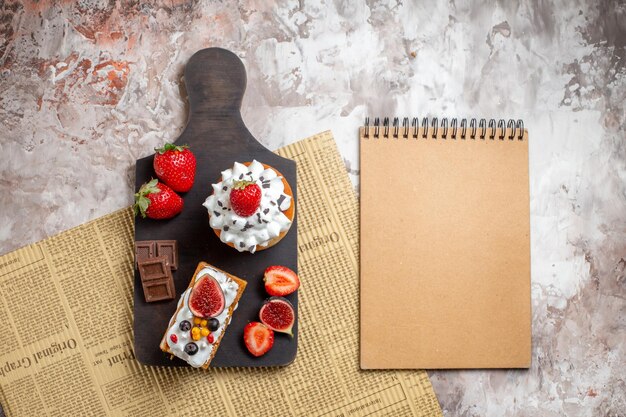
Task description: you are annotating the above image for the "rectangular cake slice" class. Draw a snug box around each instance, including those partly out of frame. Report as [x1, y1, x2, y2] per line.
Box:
[160, 261, 246, 368]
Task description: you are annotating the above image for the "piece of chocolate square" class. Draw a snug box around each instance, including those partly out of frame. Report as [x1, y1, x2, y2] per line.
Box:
[156, 240, 178, 270]
[143, 279, 175, 302]
[134, 240, 178, 270]
[138, 256, 169, 280]
[138, 256, 175, 302]
[135, 241, 156, 268]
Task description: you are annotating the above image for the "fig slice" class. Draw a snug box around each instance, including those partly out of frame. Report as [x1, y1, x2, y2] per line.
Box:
[259, 297, 295, 337]
[188, 274, 225, 318]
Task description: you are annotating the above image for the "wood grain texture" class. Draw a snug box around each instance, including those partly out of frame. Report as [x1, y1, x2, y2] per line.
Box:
[133, 48, 298, 367]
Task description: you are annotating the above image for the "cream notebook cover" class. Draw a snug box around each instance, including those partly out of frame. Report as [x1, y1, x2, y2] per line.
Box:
[360, 117, 531, 369]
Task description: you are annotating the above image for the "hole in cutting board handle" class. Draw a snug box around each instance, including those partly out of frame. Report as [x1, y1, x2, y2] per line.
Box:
[184, 48, 246, 114]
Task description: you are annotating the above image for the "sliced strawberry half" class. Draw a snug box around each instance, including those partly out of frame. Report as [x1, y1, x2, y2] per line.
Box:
[264, 265, 300, 296]
[243, 322, 274, 357]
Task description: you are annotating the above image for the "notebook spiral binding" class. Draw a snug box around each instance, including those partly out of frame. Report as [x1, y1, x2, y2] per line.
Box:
[363, 117, 525, 140]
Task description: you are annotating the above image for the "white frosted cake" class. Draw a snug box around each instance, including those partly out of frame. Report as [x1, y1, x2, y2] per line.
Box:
[203, 160, 294, 253]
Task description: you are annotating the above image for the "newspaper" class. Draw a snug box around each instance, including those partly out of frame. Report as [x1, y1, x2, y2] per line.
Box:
[0, 131, 442, 417]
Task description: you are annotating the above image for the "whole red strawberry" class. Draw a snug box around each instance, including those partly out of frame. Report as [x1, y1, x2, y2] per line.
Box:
[153, 143, 196, 193]
[133, 179, 183, 219]
[230, 180, 261, 217]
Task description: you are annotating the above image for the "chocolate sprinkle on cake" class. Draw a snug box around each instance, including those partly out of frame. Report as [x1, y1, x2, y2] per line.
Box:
[213, 211, 221, 217]
[277, 195, 286, 207]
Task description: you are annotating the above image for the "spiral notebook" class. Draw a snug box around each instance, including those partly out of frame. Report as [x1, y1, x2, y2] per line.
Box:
[359, 117, 531, 369]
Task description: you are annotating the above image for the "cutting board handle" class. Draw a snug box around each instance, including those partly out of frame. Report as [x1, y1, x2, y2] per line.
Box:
[176, 47, 274, 155]
[185, 48, 247, 115]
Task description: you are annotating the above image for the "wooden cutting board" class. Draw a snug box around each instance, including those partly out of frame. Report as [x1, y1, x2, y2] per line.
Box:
[133, 48, 298, 367]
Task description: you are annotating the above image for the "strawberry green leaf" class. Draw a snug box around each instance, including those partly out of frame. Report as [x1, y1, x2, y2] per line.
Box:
[133, 179, 160, 218]
[232, 180, 256, 190]
[140, 178, 160, 194]
[133, 195, 151, 218]
[154, 143, 189, 154]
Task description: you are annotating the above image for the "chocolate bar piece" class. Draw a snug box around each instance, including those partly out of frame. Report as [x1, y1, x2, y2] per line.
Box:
[135, 241, 156, 267]
[137, 256, 175, 302]
[135, 240, 178, 270]
[156, 240, 178, 270]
